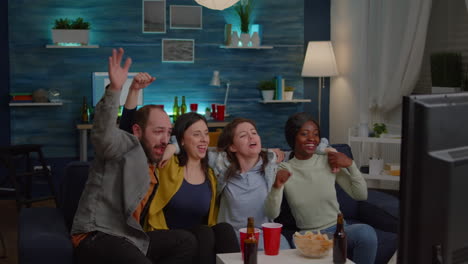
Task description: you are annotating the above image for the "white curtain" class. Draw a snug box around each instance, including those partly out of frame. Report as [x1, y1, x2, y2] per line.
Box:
[330, 0, 432, 142]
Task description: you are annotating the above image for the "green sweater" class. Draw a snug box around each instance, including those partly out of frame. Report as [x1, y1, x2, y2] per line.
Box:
[265, 154, 367, 231]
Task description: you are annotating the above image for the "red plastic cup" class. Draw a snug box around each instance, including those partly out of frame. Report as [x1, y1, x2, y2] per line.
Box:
[190, 103, 198, 112]
[261, 223, 282, 255]
[239, 227, 261, 259]
[216, 104, 225, 121]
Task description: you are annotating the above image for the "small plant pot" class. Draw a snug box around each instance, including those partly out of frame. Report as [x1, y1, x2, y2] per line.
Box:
[261, 90, 274, 101]
[284, 91, 294, 100]
[240, 33, 251, 47]
[52, 29, 89, 45]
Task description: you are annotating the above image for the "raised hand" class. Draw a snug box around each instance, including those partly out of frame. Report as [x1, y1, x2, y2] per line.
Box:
[130, 72, 156, 91]
[273, 169, 292, 189]
[270, 148, 285, 163]
[327, 152, 352, 170]
[108, 48, 132, 91]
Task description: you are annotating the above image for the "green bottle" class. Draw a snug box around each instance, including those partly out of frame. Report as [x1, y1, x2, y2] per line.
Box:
[181, 96, 187, 115]
[172, 96, 179, 122]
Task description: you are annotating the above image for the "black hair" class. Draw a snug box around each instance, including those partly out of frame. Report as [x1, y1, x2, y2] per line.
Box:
[284, 112, 320, 158]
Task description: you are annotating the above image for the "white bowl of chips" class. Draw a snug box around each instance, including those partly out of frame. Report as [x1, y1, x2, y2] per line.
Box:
[293, 231, 333, 258]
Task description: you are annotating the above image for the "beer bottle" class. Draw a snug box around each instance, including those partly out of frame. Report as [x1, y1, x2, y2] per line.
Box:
[244, 217, 258, 264]
[333, 213, 347, 263]
[81, 96, 90, 123]
[180, 96, 187, 114]
[172, 96, 179, 122]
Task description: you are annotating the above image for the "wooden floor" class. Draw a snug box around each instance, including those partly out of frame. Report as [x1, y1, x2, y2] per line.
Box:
[0, 199, 56, 264]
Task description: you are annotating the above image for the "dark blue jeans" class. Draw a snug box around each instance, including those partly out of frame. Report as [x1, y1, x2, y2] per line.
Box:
[74, 229, 197, 264]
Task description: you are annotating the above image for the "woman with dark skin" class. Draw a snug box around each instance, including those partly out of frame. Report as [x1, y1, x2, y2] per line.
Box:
[265, 112, 378, 264]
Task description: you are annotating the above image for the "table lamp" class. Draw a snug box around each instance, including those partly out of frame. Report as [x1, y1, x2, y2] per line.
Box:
[210, 70, 231, 116]
[301, 41, 338, 125]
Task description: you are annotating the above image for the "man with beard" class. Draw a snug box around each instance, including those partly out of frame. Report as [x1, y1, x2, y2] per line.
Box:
[70, 48, 196, 264]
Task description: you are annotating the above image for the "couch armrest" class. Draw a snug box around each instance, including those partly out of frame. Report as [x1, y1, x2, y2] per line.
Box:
[19, 207, 74, 264]
[357, 190, 399, 233]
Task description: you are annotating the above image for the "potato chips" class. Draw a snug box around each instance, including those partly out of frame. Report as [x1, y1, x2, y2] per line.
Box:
[293, 231, 333, 258]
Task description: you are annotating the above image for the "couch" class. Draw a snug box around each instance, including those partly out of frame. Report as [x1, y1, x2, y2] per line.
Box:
[18, 145, 399, 264]
[275, 144, 399, 264]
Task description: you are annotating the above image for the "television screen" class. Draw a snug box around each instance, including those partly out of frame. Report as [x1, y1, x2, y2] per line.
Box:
[399, 93, 468, 264]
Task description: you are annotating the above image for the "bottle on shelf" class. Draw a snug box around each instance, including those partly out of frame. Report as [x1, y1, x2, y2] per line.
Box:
[172, 96, 179, 122]
[333, 213, 347, 263]
[243, 217, 258, 264]
[181, 96, 187, 115]
[81, 96, 90, 123]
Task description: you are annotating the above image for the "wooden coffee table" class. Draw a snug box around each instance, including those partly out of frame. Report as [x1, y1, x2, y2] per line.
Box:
[216, 249, 355, 264]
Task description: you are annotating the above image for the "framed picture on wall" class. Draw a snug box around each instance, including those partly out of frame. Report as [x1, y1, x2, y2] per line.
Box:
[170, 5, 203, 29]
[92, 72, 143, 106]
[162, 39, 195, 63]
[143, 0, 166, 33]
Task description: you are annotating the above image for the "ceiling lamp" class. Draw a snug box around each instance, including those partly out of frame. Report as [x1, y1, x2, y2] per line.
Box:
[194, 0, 241, 10]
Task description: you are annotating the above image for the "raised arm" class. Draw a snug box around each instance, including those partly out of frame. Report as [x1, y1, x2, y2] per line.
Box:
[332, 152, 368, 200]
[264, 164, 292, 219]
[91, 48, 136, 160]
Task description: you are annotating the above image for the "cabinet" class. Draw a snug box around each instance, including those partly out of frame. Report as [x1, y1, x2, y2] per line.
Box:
[348, 125, 401, 190]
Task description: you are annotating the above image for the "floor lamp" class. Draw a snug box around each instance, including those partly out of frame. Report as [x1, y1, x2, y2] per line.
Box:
[301, 41, 338, 125]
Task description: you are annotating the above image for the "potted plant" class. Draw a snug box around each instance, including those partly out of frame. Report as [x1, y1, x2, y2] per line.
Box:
[258, 80, 275, 101]
[372, 123, 388, 138]
[430, 52, 462, 93]
[284, 86, 295, 100]
[52, 17, 91, 46]
[234, 0, 253, 47]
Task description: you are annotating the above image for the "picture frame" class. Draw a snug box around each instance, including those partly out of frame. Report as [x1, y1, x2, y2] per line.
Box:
[142, 0, 166, 33]
[162, 39, 195, 63]
[92, 72, 143, 106]
[170, 5, 203, 29]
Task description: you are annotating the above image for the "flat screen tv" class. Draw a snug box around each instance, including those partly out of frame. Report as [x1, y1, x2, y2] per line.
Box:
[399, 93, 468, 264]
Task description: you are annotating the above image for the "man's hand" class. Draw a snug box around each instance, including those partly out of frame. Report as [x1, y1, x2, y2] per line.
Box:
[327, 152, 352, 170]
[108, 48, 132, 91]
[130, 72, 156, 91]
[273, 169, 292, 189]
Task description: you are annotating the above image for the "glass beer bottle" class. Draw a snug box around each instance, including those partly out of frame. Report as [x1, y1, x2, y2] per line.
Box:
[333, 213, 347, 263]
[81, 96, 90, 123]
[180, 96, 187, 114]
[172, 96, 179, 122]
[244, 217, 258, 264]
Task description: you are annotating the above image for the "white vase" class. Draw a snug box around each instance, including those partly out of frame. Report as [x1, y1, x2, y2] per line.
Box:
[261, 90, 274, 101]
[240, 33, 251, 47]
[284, 91, 293, 100]
[230, 31, 240, 47]
[251, 32, 260, 47]
[359, 123, 369, 137]
[52, 29, 89, 45]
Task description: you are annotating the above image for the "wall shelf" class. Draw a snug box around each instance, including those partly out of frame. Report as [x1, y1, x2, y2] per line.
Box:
[259, 99, 311, 103]
[9, 102, 63, 106]
[45, 45, 99, 48]
[219, 45, 273, 49]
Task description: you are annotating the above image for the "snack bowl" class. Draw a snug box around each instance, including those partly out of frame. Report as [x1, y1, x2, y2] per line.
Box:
[293, 231, 333, 258]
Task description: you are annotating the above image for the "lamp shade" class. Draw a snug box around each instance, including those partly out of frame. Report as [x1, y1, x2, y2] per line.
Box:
[195, 0, 240, 10]
[301, 41, 338, 77]
[210, 70, 221, 86]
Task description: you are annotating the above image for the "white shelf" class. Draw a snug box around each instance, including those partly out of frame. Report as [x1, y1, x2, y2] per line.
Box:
[219, 45, 273, 49]
[45, 45, 99, 48]
[259, 99, 311, 103]
[362, 173, 400, 182]
[9, 102, 63, 106]
[348, 136, 401, 144]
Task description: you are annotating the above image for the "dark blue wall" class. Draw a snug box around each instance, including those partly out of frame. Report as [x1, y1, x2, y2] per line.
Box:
[1, 0, 10, 147]
[7, 0, 331, 159]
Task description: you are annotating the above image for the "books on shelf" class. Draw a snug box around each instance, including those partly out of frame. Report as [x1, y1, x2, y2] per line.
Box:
[10, 93, 33, 102]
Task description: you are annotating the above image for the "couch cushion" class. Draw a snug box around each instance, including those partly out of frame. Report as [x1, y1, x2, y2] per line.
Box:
[19, 207, 73, 264]
[60, 161, 90, 231]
